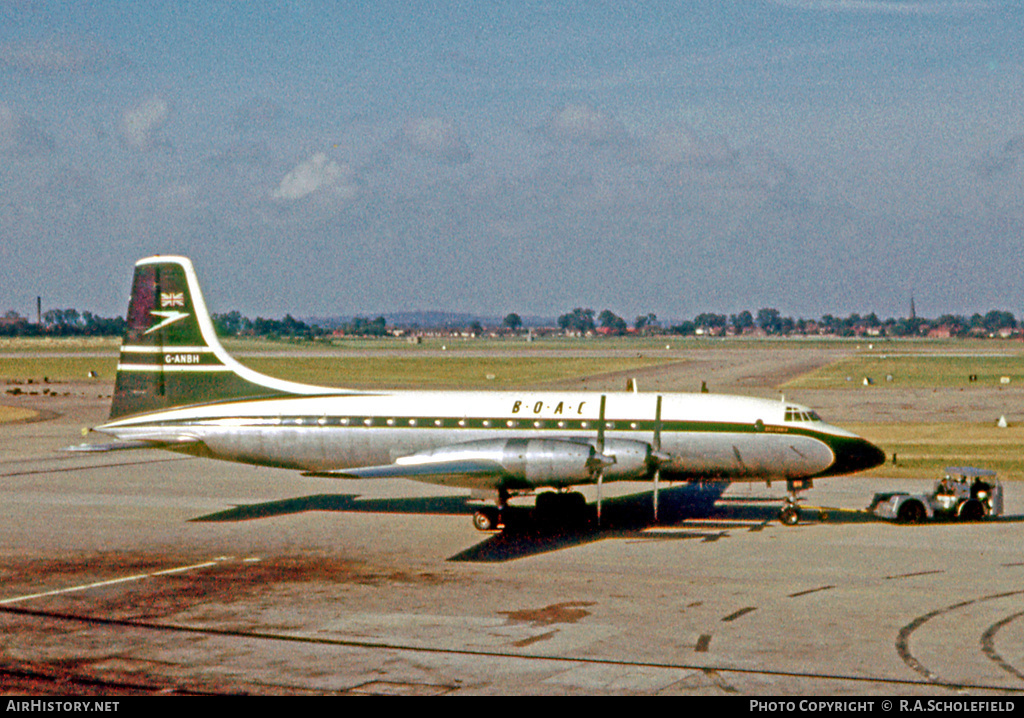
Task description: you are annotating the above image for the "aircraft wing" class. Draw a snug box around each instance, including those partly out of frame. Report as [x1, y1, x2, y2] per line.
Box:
[302, 458, 504, 485]
[301, 438, 607, 490]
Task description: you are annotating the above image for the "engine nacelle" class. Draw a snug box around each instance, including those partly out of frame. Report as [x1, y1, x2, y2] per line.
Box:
[576, 438, 654, 481]
[396, 437, 657, 488]
[605, 439, 656, 480]
[499, 438, 597, 486]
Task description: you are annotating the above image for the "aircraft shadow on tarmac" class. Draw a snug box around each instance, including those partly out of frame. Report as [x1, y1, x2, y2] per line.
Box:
[190, 486, 1024, 563]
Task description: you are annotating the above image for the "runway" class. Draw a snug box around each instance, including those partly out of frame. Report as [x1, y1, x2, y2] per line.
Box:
[2, 371, 1024, 695]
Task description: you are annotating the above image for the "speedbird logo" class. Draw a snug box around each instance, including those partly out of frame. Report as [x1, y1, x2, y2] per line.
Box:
[145, 310, 189, 335]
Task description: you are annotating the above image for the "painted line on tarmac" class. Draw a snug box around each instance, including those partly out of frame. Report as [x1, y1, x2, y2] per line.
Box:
[676, 518, 770, 527]
[0, 557, 231, 605]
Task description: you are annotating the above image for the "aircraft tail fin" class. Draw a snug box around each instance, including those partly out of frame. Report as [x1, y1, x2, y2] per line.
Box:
[110, 255, 338, 419]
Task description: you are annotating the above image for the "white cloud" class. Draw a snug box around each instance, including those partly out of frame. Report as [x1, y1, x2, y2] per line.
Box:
[400, 118, 472, 165]
[545, 104, 626, 146]
[119, 97, 170, 150]
[271, 152, 357, 201]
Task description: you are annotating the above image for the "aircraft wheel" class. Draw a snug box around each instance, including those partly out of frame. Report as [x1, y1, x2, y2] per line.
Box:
[472, 508, 500, 532]
[565, 491, 586, 513]
[534, 492, 554, 523]
[779, 505, 799, 526]
[534, 491, 588, 527]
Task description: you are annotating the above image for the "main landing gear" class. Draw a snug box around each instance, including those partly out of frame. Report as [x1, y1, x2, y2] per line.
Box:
[472, 487, 509, 532]
[472, 507, 501, 532]
[778, 478, 812, 526]
[472, 489, 590, 532]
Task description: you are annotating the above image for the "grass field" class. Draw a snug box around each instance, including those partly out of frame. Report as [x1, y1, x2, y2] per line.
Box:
[243, 355, 674, 389]
[787, 349, 1024, 481]
[0, 351, 673, 390]
[784, 352, 1024, 389]
[0, 337, 120, 352]
[848, 422, 1024, 483]
[0, 356, 118, 383]
[0, 405, 38, 424]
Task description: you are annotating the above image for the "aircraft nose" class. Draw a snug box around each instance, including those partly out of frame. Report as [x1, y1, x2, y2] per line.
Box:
[830, 437, 886, 475]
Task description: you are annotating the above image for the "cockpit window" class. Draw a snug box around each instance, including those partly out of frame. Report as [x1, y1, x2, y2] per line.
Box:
[785, 407, 822, 423]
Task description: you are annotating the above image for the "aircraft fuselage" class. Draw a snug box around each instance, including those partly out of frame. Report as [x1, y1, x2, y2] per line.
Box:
[98, 389, 882, 489]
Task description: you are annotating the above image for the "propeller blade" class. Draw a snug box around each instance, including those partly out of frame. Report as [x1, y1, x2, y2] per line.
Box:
[597, 395, 607, 526]
[653, 467, 660, 524]
[653, 395, 663, 524]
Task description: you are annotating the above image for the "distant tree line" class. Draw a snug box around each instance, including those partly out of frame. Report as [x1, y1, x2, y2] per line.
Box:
[0, 309, 126, 337]
[212, 311, 390, 338]
[664, 308, 1020, 338]
[552, 307, 1021, 339]
[551, 308, 660, 336]
[2, 305, 1021, 340]
[212, 311, 327, 340]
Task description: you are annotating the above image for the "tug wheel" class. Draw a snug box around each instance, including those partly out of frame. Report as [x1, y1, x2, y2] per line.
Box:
[780, 505, 799, 526]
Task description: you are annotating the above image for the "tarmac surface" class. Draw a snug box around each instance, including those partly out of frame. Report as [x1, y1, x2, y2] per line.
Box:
[2, 344, 1024, 695]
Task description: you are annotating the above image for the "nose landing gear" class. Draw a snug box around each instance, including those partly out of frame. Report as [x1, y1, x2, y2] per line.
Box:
[778, 478, 812, 526]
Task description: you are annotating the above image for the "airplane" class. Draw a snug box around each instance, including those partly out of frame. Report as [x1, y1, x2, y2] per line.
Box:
[72, 255, 886, 531]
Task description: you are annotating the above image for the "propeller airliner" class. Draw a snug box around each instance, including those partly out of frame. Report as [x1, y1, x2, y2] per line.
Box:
[73, 256, 886, 530]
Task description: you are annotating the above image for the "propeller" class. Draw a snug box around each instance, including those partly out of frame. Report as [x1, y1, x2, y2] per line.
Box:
[653, 395, 662, 524]
[587, 395, 621, 525]
[596, 395, 606, 524]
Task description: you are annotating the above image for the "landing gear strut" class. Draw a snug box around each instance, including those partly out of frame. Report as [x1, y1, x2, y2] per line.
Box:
[778, 478, 813, 526]
[472, 487, 510, 532]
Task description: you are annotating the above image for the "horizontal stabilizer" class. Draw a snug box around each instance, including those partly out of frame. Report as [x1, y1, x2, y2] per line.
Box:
[65, 437, 200, 453]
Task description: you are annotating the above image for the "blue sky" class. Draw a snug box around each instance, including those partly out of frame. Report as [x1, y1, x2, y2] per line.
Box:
[1, 1, 1023, 323]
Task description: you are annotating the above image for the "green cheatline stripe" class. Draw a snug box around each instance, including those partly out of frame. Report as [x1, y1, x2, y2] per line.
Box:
[141, 414, 829, 441]
[117, 364, 233, 372]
